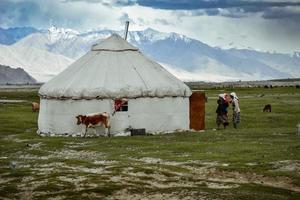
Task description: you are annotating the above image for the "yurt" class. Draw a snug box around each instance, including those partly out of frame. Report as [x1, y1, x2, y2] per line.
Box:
[38, 34, 192, 136]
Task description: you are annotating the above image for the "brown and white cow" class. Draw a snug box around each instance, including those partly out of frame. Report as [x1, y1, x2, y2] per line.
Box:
[31, 102, 40, 112]
[76, 112, 111, 137]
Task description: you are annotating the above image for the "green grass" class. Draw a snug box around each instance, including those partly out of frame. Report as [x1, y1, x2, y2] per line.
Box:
[0, 87, 299, 199]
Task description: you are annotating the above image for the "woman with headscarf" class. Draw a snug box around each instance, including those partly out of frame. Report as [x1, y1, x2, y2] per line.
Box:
[216, 93, 231, 129]
[230, 92, 241, 128]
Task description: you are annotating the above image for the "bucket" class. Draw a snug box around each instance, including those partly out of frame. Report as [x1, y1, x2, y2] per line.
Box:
[131, 128, 146, 136]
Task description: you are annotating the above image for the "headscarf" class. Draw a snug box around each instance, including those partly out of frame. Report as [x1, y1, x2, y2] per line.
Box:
[230, 92, 239, 100]
[219, 93, 227, 100]
[219, 93, 231, 103]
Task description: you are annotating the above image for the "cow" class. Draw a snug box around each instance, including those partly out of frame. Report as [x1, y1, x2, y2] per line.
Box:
[76, 112, 111, 137]
[31, 102, 39, 112]
[263, 104, 272, 112]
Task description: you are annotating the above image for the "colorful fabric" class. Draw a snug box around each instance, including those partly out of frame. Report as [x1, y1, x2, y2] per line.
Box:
[216, 97, 229, 114]
[230, 92, 239, 100]
[232, 98, 240, 113]
[114, 99, 128, 111]
[233, 112, 241, 124]
[231, 92, 240, 124]
[216, 113, 228, 125]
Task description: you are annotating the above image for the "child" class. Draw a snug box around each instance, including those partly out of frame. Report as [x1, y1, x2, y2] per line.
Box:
[230, 92, 240, 128]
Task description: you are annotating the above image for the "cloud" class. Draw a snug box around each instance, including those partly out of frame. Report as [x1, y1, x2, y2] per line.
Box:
[62, 0, 104, 3]
[132, 0, 300, 23]
[119, 13, 135, 24]
[0, 0, 41, 28]
[154, 18, 174, 25]
[262, 6, 300, 19]
[130, 0, 300, 11]
[0, 0, 125, 30]
[60, 0, 300, 15]
[61, 0, 137, 6]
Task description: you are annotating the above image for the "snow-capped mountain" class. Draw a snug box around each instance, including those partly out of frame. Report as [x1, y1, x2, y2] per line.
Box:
[133, 31, 290, 80]
[14, 26, 113, 59]
[47, 25, 79, 42]
[14, 27, 193, 59]
[0, 44, 73, 82]
[1, 26, 299, 82]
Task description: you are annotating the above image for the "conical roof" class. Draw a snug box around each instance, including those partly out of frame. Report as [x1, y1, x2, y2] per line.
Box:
[92, 34, 138, 51]
[39, 34, 191, 99]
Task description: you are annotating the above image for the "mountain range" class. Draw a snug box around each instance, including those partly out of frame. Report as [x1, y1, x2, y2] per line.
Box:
[0, 26, 299, 82]
[0, 64, 36, 84]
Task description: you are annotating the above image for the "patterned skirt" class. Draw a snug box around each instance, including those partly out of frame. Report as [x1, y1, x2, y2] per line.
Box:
[216, 113, 228, 125]
[233, 112, 241, 124]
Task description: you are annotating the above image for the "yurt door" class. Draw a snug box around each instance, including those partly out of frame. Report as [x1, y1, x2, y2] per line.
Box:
[189, 91, 205, 130]
[112, 112, 130, 132]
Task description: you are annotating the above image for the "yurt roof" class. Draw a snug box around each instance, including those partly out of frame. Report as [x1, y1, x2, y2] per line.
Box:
[39, 34, 192, 99]
[91, 34, 138, 51]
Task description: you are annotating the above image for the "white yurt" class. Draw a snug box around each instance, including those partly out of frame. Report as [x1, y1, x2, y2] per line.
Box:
[38, 34, 192, 136]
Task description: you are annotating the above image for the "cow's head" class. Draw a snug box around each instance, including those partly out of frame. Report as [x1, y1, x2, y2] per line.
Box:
[76, 115, 84, 125]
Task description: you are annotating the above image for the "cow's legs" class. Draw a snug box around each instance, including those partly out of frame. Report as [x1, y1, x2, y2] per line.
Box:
[104, 122, 111, 137]
[84, 125, 88, 137]
[104, 127, 108, 137]
[105, 125, 111, 137]
[106, 120, 111, 137]
[108, 126, 111, 137]
[81, 126, 86, 137]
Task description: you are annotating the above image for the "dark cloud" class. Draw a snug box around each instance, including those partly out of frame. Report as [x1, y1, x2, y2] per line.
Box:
[262, 6, 300, 19]
[179, 7, 250, 18]
[205, 8, 220, 16]
[61, 0, 136, 6]
[59, 0, 300, 12]
[132, 0, 300, 10]
[74, 0, 290, 24]
[261, 6, 300, 39]
[111, 0, 300, 20]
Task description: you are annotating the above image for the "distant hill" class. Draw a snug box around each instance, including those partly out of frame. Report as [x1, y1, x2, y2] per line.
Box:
[0, 65, 36, 84]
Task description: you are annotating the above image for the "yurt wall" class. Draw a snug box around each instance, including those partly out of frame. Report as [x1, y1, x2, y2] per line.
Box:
[38, 97, 189, 135]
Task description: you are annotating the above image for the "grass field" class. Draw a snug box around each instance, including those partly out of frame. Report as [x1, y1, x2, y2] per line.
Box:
[0, 87, 300, 199]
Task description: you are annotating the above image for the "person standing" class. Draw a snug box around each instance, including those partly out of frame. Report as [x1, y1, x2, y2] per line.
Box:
[230, 92, 241, 128]
[216, 93, 231, 129]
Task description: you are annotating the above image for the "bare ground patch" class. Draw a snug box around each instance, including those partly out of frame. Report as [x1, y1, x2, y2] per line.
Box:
[106, 189, 213, 200]
[127, 157, 300, 192]
[2, 153, 300, 197]
[271, 160, 300, 173]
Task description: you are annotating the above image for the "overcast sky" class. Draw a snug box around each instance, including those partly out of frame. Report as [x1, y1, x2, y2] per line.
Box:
[1, 0, 300, 53]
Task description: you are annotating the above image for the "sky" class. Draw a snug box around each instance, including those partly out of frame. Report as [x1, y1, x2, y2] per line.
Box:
[1, 0, 300, 53]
